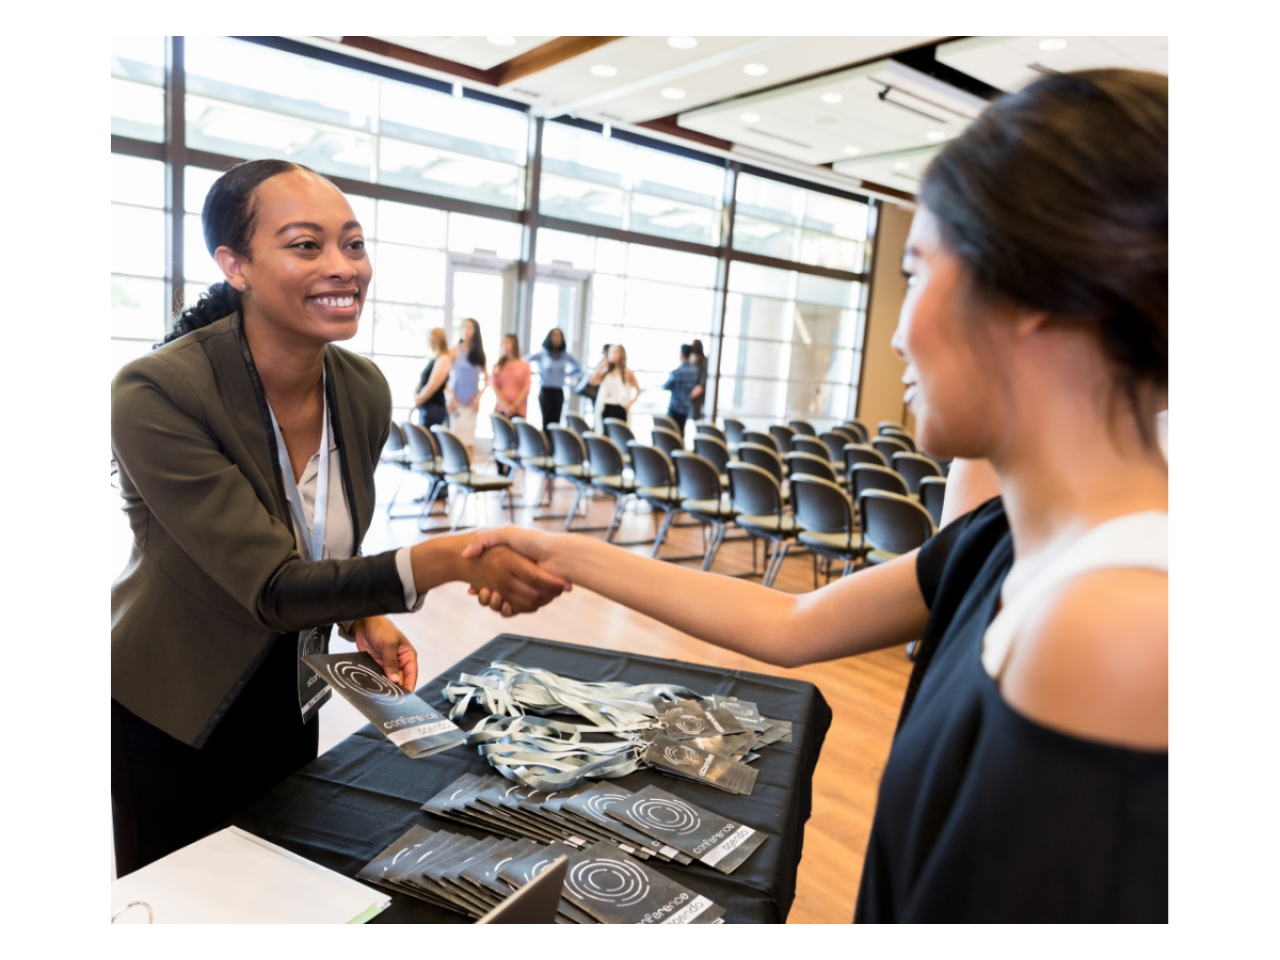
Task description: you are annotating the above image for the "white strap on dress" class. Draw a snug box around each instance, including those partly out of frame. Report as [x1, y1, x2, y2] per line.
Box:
[982, 511, 1169, 680]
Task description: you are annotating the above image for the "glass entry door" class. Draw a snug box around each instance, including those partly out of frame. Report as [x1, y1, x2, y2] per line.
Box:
[529, 271, 589, 425]
[446, 257, 516, 442]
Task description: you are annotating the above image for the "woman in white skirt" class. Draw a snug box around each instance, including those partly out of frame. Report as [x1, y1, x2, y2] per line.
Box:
[446, 318, 487, 460]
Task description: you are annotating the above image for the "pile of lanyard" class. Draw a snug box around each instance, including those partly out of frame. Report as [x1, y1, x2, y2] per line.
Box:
[443, 662, 705, 790]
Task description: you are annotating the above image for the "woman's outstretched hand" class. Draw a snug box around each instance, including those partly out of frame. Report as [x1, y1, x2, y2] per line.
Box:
[351, 616, 419, 691]
[460, 527, 569, 617]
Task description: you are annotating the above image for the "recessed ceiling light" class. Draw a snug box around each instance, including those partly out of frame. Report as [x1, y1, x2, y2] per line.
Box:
[925, 130, 951, 143]
[661, 87, 687, 100]
[487, 36, 517, 47]
[843, 146, 862, 156]
[590, 64, 617, 78]
[740, 112, 761, 123]
[820, 92, 844, 104]
[894, 161, 911, 171]
[668, 36, 698, 50]
[1038, 38, 1069, 51]
[743, 63, 769, 76]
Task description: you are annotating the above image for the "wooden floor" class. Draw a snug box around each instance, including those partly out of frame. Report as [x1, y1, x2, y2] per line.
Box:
[357, 462, 914, 924]
[109, 459, 913, 922]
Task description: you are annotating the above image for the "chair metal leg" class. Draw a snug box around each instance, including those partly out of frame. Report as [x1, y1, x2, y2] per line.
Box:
[764, 540, 791, 588]
[564, 482, 585, 531]
[605, 494, 626, 542]
[450, 489, 472, 532]
[701, 521, 727, 572]
[385, 470, 406, 516]
[650, 506, 679, 559]
[841, 558, 853, 577]
[812, 553, 819, 591]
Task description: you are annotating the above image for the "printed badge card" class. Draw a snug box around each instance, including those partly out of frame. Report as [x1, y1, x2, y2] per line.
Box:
[559, 842, 725, 924]
[303, 652, 467, 759]
[606, 785, 767, 875]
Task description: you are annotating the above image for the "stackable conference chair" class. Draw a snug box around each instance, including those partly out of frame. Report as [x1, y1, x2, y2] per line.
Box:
[737, 442, 789, 500]
[651, 413, 680, 436]
[695, 423, 727, 444]
[380, 421, 414, 517]
[820, 430, 852, 461]
[565, 414, 592, 439]
[604, 418, 636, 467]
[672, 451, 736, 572]
[786, 451, 842, 486]
[430, 425, 514, 531]
[585, 433, 639, 543]
[723, 418, 747, 454]
[879, 421, 904, 435]
[850, 463, 911, 502]
[651, 427, 685, 456]
[842, 420, 870, 444]
[401, 422, 448, 525]
[769, 424, 797, 454]
[515, 418, 560, 512]
[793, 435, 833, 462]
[880, 428, 917, 453]
[788, 419, 817, 436]
[742, 430, 779, 453]
[791, 475, 865, 585]
[692, 435, 732, 487]
[548, 425, 600, 532]
[489, 412, 523, 478]
[843, 444, 888, 481]
[892, 452, 943, 497]
[919, 476, 948, 528]
[872, 435, 912, 466]
[857, 489, 936, 566]
[727, 461, 798, 588]
[626, 442, 685, 559]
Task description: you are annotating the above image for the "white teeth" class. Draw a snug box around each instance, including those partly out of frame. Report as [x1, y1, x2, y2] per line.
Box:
[315, 295, 355, 308]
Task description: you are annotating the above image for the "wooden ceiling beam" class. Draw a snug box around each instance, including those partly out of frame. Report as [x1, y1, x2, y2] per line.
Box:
[338, 36, 493, 85]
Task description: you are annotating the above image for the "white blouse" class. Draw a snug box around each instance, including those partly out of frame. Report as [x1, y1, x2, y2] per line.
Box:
[594, 369, 636, 430]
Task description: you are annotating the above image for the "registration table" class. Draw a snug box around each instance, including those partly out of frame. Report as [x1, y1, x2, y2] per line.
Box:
[232, 634, 833, 924]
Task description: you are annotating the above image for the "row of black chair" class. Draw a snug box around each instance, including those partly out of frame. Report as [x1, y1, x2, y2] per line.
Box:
[381, 420, 515, 532]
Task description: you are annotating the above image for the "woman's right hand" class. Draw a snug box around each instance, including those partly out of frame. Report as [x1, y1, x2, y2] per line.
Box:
[460, 527, 570, 614]
[459, 534, 571, 617]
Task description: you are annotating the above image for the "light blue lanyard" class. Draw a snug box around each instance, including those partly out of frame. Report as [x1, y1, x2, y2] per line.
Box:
[267, 374, 329, 563]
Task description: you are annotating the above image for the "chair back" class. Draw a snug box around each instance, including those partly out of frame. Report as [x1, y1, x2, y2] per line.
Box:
[842, 420, 869, 444]
[627, 442, 675, 490]
[737, 442, 784, 485]
[819, 431, 849, 460]
[872, 435, 911, 465]
[548, 425, 587, 469]
[768, 424, 796, 453]
[791, 475, 855, 536]
[786, 451, 837, 483]
[859, 490, 936, 555]
[843, 443, 888, 474]
[742, 430, 778, 452]
[696, 423, 727, 443]
[515, 419, 550, 461]
[880, 428, 917, 452]
[565, 413, 592, 438]
[672, 451, 722, 502]
[851, 463, 910, 499]
[723, 418, 746, 447]
[793, 436, 831, 461]
[585, 433, 627, 477]
[490, 412, 518, 454]
[918, 476, 948, 527]
[604, 418, 636, 451]
[430, 426, 472, 476]
[788, 419, 817, 436]
[386, 421, 407, 453]
[878, 421, 904, 434]
[727, 462, 784, 518]
[651, 427, 684, 456]
[402, 422, 438, 466]
[891, 452, 942, 495]
[651, 414, 680, 435]
[693, 435, 731, 475]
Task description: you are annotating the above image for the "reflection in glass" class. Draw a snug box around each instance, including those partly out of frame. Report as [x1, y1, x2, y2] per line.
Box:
[112, 205, 167, 278]
[379, 138, 523, 209]
[628, 192, 717, 245]
[732, 216, 796, 261]
[734, 172, 871, 273]
[624, 245, 717, 289]
[380, 81, 528, 163]
[373, 303, 443, 357]
[112, 275, 167, 340]
[112, 36, 166, 79]
[112, 79, 165, 142]
[539, 175, 624, 229]
[448, 213, 522, 260]
[113, 154, 165, 208]
[799, 233, 865, 273]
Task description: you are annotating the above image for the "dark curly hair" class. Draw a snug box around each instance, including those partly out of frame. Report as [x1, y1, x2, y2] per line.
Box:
[920, 68, 1167, 443]
[162, 158, 312, 344]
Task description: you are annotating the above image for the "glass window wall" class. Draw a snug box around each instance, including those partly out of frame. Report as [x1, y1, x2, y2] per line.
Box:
[733, 172, 871, 274]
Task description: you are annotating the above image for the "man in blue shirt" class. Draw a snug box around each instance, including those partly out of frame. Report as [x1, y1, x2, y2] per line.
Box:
[663, 345, 700, 438]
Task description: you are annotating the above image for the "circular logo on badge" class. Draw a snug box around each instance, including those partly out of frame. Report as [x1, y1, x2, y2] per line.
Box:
[663, 744, 699, 766]
[629, 795, 703, 835]
[566, 857, 651, 907]
[326, 660, 406, 704]
[674, 715, 707, 735]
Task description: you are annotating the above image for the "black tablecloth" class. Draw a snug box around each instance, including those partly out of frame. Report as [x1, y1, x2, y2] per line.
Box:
[231, 634, 832, 924]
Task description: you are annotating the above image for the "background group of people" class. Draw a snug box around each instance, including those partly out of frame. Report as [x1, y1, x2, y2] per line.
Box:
[412, 326, 711, 445]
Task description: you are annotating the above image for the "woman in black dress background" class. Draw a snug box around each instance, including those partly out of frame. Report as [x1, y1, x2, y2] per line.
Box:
[414, 326, 451, 429]
[462, 69, 1168, 921]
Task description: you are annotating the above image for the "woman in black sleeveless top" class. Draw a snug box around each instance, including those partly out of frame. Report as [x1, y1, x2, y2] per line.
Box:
[414, 326, 451, 428]
[464, 69, 1168, 922]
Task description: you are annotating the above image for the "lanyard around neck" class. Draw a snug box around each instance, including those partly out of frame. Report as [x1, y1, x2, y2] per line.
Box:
[267, 372, 329, 563]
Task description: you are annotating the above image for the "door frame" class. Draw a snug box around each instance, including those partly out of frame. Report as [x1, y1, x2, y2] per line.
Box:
[528, 264, 592, 415]
[444, 252, 519, 344]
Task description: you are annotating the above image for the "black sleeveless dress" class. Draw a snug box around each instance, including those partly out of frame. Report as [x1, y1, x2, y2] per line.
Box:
[855, 497, 1168, 922]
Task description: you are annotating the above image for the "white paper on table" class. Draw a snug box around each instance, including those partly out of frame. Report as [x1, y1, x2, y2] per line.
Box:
[110, 826, 390, 924]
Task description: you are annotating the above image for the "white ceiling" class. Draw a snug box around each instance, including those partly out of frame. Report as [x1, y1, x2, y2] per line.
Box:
[936, 36, 1168, 93]
[371, 36, 556, 71]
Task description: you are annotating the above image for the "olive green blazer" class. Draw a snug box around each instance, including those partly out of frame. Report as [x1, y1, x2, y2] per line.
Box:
[111, 311, 408, 747]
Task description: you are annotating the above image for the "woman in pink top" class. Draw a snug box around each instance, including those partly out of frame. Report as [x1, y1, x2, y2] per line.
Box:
[492, 334, 531, 418]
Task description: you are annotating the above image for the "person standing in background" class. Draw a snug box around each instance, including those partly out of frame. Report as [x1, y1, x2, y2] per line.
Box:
[590, 344, 640, 432]
[413, 327, 451, 429]
[688, 338, 708, 423]
[524, 328, 580, 427]
[446, 318, 486, 460]
[492, 333, 531, 419]
[663, 344, 699, 438]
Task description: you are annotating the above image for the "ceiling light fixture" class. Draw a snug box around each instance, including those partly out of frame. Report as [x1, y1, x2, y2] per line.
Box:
[820, 92, 844, 104]
[843, 146, 862, 156]
[740, 112, 761, 123]
[590, 64, 617, 77]
[667, 36, 698, 50]
[743, 63, 769, 76]
[1038, 38, 1069, 51]
[487, 36, 517, 47]
[661, 87, 687, 100]
[925, 130, 950, 143]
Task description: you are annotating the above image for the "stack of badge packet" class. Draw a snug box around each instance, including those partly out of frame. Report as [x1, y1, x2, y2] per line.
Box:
[640, 696, 793, 796]
[359, 826, 726, 924]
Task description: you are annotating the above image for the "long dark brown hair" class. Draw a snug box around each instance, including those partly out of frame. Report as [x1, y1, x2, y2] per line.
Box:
[494, 333, 520, 372]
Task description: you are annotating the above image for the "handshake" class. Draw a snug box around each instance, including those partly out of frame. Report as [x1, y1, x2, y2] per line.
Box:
[455, 527, 570, 619]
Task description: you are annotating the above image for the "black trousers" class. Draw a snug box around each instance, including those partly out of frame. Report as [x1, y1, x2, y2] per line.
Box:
[539, 386, 565, 427]
[111, 633, 319, 876]
[601, 403, 627, 424]
[416, 404, 449, 429]
[668, 409, 688, 437]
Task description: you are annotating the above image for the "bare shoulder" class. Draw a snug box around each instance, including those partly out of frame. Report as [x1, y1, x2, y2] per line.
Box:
[1000, 568, 1168, 750]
